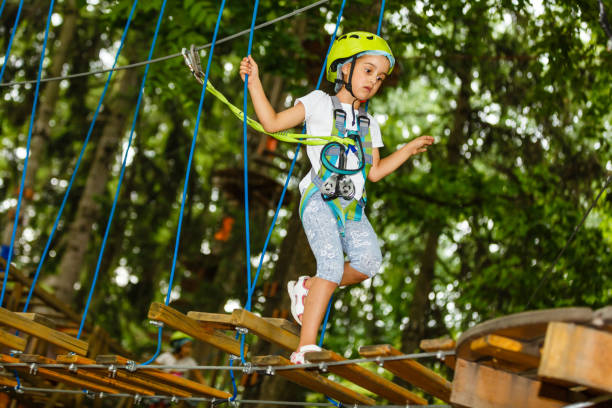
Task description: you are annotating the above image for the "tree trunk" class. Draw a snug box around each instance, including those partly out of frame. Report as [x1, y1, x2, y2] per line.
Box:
[49, 67, 140, 304]
[1, 0, 78, 247]
[401, 61, 472, 353]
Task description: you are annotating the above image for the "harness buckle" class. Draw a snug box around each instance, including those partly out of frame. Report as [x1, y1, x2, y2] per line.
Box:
[333, 108, 347, 122]
[358, 115, 370, 129]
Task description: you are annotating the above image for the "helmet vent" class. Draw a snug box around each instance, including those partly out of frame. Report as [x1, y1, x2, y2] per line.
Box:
[349, 34, 359, 38]
[367, 35, 374, 39]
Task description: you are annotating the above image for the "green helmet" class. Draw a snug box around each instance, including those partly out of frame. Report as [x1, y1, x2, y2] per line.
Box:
[170, 331, 193, 351]
[326, 31, 395, 84]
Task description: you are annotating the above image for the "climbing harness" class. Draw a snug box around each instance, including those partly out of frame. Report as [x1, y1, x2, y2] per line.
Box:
[181, 46, 353, 147]
[299, 96, 373, 234]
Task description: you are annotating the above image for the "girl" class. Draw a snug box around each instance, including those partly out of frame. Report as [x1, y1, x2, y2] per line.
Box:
[239, 31, 434, 364]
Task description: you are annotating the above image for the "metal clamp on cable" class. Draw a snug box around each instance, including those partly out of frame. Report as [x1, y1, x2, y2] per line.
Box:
[149, 320, 164, 328]
[29, 363, 38, 376]
[108, 364, 117, 378]
[182, 44, 205, 84]
[134, 394, 142, 404]
[236, 326, 248, 335]
[170, 395, 179, 403]
[318, 362, 328, 373]
[126, 360, 137, 372]
[242, 362, 253, 374]
[68, 363, 78, 373]
[13, 384, 23, 394]
[265, 365, 275, 376]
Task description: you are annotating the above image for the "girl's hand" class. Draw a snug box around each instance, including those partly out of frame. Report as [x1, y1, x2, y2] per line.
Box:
[407, 135, 435, 156]
[239, 55, 260, 84]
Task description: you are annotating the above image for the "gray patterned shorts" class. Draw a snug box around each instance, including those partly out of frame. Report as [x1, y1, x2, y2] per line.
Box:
[301, 193, 382, 284]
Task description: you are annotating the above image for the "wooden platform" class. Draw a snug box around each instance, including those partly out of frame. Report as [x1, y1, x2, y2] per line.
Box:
[451, 307, 612, 407]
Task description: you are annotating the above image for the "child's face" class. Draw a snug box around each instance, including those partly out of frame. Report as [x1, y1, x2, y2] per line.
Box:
[342, 54, 390, 100]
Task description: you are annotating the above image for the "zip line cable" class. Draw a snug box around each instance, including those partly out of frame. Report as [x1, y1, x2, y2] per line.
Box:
[0, 0, 330, 88]
[77, 0, 169, 341]
[0, 0, 56, 308]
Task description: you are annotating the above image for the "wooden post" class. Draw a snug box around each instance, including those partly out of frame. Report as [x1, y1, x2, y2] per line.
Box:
[451, 358, 572, 408]
[539, 322, 612, 392]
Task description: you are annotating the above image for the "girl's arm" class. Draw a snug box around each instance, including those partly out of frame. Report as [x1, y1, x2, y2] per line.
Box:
[240, 55, 305, 133]
[367, 135, 435, 182]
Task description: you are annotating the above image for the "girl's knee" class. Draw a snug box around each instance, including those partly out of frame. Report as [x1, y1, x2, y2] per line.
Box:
[352, 250, 382, 278]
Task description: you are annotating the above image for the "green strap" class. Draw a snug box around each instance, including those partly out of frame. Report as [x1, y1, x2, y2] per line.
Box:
[205, 81, 355, 147]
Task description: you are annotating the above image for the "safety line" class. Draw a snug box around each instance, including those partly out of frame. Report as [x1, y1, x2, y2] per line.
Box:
[0, 351, 454, 375]
[77, 0, 171, 340]
[0, 0, 330, 88]
[4, 387, 451, 408]
[21, 0, 140, 315]
[0, 0, 55, 307]
[0, 0, 23, 83]
[525, 173, 612, 309]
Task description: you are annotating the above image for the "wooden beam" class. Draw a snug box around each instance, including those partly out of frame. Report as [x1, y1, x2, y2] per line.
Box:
[0, 375, 17, 387]
[539, 322, 612, 393]
[187, 310, 301, 336]
[230, 309, 299, 351]
[0, 328, 26, 351]
[420, 337, 456, 370]
[17, 313, 57, 328]
[451, 358, 574, 408]
[252, 355, 375, 406]
[0, 354, 118, 394]
[148, 302, 243, 356]
[470, 334, 540, 369]
[359, 344, 451, 402]
[305, 349, 427, 405]
[96, 355, 232, 399]
[0, 307, 88, 355]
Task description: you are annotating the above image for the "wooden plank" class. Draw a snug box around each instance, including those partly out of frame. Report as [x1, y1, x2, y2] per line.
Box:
[187, 311, 301, 337]
[0, 327, 26, 351]
[0, 354, 118, 394]
[53, 355, 155, 396]
[420, 337, 456, 370]
[359, 344, 451, 402]
[470, 334, 540, 369]
[451, 358, 573, 408]
[16, 312, 57, 328]
[539, 322, 612, 393]
[231, 309, 299, 351]
[148, 302, 243, 356]
[0, 375, 17, 387]
[96, 355, 231, 399]
[252, 355, 375, 405]
[305, 349, 427, 405]
[0, 307, 88, 355]
[456, 308, 593, 361]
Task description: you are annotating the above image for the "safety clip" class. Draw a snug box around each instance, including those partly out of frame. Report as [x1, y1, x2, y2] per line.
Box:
[182, 44, 205, 84]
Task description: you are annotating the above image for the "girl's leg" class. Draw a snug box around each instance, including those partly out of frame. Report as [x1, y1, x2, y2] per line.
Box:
[298, 195, 345, 349]
[341, 215, 383, 284]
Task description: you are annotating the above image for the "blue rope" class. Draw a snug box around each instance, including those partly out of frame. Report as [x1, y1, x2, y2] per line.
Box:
[77, 0, 168, 340]
[164, 0, 226, 307]
[140, 325, 163, 366]
[242, 0, 261, 314]
[0, 0, 7, 21]
[0, 0, 55, 308]
[21, 0, 140, 314]
[0, 0, 23, 83]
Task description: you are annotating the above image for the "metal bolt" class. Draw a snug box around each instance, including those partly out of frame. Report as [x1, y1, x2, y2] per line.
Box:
[265, 365, 275, 376]
[242, 362, 253, 374]
[436, 350, 444, 360]
[376, 356, 384, 367]
[318, 362, 328, 372]
[68, 363, 78, 373]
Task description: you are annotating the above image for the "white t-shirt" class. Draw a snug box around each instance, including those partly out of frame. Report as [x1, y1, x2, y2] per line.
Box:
[296, 90, 383, 201]
[155, 351, 197, 377]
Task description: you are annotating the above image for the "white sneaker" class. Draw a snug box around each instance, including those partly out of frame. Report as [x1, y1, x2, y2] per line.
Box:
[290, 344, 322, 364]
[287, 276, 309, 325]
